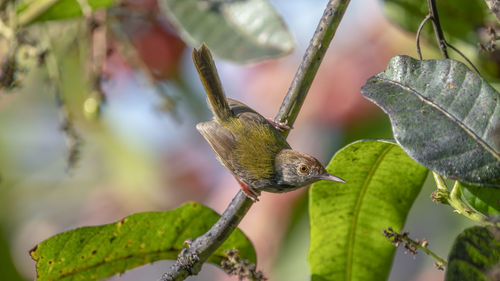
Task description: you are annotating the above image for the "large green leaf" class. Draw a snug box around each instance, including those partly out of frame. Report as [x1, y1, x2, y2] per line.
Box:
[382, 0, 486, 44]
[309, 140, 427, 281]
[158, 0, 294, 63]
[361, 56, 500, 186]
[459, 182, 500, 216]
[446, 226, 500, 281]
[30, 202, 255, 281]
[17, 0, 114, 24]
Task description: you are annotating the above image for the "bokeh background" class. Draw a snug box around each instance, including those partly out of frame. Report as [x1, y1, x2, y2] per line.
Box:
[0, 0, 476, 280]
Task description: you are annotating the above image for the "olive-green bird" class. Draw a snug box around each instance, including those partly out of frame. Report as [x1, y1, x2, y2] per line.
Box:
[194, 44, 344, 201]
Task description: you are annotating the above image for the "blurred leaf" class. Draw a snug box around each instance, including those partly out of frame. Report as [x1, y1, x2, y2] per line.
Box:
[343, 113, 392, 145]
[445, 226, 500, 281]
[309, 140, 427, 281]
[382, 0, 486, 44]
[361, 55, 500, 186]
[17, 0, 114, 24]
[0, 228, 25, 281]
[158, 0, 294, 63]
[30, 202, 256, 281]
[459, 182, 500, 215]
[483, 0, 500, 23]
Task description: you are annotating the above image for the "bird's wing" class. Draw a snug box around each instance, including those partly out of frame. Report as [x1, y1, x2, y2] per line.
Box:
[196, 120, 236, 170]
[227, 98, 268, 125]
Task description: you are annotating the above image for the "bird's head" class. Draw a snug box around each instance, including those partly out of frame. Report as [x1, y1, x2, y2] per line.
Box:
[274, 149, 345, 188]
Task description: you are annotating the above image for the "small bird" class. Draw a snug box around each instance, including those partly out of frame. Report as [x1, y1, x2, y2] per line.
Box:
[193, 44, 344, 201]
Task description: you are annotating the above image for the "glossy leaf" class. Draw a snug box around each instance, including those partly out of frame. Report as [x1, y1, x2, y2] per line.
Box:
[30, 202, 255, 281]
[382, 0, 486, 44]
[361, 56, 500, 186]
[309, 140, 427, 281]
[158, 0, 294, 63]
[17, 0, 113, 24]
[446, 226, 500, 281]
[459, 182, 500, 216]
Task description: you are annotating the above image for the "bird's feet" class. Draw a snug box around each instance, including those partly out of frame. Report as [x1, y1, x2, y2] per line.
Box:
[236, 178, 260, 201]
[266, 118, 291, 132]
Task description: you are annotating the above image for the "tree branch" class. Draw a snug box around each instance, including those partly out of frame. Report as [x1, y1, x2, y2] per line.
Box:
[275, 0, 351, 137]
[161, 191, 253, 281]
[160, 1, 351, 280]
[427, 0, 448, 58]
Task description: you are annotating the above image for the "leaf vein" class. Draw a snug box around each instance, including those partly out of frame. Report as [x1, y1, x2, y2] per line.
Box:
[345, 144, 394, 281]
[376, 77, 500, 161]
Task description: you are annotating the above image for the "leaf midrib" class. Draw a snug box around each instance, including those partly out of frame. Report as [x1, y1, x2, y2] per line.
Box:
[345, 144, 393, 281]
[375, 76, 500, 161]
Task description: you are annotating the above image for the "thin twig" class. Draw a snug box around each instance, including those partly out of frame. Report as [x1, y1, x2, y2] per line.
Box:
[427, 0, 448, 58]
[43, 28, 84, 170]
[431, 173, 498, 227]
[160, 0, 351, 280]
[418, 0, 480, 73]
[416, 14, 431, 60]
[445, 41, 480, 74]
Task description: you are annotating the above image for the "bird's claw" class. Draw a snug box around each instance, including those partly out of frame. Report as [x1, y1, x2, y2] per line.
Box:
[266, 118, 291, 132]
[184, 238, 194, 247]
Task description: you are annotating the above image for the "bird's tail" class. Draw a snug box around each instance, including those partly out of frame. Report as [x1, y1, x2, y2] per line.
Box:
[192, 44, 233, 122]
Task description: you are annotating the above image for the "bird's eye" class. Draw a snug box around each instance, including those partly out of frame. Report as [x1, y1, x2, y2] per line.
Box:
[298, 163, 309, 174]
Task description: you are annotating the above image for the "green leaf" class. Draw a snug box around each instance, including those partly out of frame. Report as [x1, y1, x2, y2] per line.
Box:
[459, 182, 500, 216]
[361, 56, 500, 186]
[158, 0, 294, 63]
[382, 0, 486, 44]
[17, 0, 114, 24]
[446, 226, 500, 281]
[309, 140, 427, 281]
[30, 202, 255, 281]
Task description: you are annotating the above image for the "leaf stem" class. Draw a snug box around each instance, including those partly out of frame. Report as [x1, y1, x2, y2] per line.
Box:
[415, 14, 431, 60]
[432, 172, 497, 227]
[161, 0, 351, 280]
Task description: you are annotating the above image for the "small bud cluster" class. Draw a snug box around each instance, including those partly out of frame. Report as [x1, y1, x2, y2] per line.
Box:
[221, 249, 267, 281]
[430, 190, 449, 205]
[383, 227, 420, 256]
[383, 227, 445, 271]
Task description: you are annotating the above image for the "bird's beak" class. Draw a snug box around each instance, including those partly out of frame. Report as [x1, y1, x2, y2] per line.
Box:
[318, 173, 346, 183]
